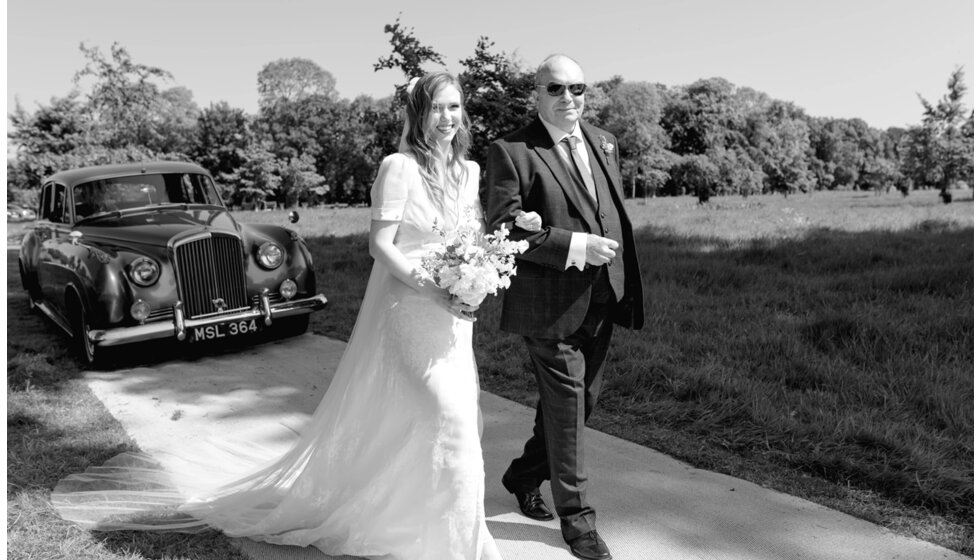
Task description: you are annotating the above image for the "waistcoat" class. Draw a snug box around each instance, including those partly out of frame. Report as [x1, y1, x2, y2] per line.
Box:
[585, 143, 625, 301]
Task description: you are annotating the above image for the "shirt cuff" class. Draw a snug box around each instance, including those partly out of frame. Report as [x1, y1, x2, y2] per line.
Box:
[565, 232, 587, 271]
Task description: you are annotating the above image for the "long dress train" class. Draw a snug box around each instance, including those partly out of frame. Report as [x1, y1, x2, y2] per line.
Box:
[52, 153, 501, 560]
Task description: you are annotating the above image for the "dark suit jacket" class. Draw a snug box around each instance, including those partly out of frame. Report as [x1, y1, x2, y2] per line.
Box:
[486, 117, 644, 339]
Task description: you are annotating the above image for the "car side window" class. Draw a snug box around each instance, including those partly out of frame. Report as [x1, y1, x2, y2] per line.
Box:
[39, 184, 53, 221]
[50, 184, 68, 224]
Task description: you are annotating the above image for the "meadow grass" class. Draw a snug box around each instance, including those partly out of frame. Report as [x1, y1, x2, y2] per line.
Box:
[5, 188, 974, 557]
[299, 189, 974, 553]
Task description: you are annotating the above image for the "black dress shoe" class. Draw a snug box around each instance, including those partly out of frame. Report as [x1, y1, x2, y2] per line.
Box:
[514, 488, 554, 520]
[502, 474, 554, 520]
[567, 530, 612, 560]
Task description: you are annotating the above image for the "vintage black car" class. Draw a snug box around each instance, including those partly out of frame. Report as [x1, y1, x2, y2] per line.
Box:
[18, 161, 327, 365]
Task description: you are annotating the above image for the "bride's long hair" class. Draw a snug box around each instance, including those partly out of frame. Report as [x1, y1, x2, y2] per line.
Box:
[401, 72, 472, 209]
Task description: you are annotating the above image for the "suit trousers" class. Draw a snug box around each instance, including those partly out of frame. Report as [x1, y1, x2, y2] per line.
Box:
[503, 267, 616, 542]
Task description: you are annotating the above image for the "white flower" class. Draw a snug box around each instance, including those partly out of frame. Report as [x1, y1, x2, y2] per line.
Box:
[599, 135, 614, 154]
[417, 208, 529, 312]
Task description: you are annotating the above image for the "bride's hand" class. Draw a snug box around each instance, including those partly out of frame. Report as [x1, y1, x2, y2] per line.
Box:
[414, 275, 478, 321]
[447, 299, 478, 322]
[515, 211, 542, 232]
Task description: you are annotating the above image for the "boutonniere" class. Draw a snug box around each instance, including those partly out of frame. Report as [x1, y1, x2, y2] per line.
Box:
[599, 135, 614, 163]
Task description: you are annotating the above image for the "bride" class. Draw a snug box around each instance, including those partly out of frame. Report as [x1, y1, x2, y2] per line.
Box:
[51, 72, 538, 560]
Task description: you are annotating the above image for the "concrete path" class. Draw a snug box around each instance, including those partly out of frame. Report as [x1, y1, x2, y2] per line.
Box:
[82, 333, 967, 560]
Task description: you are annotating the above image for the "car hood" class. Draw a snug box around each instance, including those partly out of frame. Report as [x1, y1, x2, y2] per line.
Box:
[75, 207, 243, 249]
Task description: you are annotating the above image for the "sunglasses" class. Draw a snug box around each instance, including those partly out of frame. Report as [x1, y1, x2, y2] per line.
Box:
[537, 82, 587, 97]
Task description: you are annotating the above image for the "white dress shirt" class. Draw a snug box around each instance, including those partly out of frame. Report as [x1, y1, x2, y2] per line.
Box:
[539, 117, 590, 271]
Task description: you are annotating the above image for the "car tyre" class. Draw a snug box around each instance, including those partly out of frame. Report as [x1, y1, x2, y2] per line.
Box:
[18, 259, 40, 310]
[68, 295, 100, 367]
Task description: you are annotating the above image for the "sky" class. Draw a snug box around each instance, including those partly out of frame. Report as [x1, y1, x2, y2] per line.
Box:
[5, 0, 975, 131]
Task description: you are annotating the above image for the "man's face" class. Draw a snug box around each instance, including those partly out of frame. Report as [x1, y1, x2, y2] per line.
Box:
[536, 58, 586, 133]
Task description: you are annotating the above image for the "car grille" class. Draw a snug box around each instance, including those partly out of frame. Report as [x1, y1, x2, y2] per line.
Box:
[173, 234, 249, 318]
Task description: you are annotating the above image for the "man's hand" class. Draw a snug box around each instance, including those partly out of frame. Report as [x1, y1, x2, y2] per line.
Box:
[585, 235, 619, 266]
[515, 211, 543, 232]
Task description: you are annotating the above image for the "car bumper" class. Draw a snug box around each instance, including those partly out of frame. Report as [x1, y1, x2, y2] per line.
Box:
[89, 292, 328, 347]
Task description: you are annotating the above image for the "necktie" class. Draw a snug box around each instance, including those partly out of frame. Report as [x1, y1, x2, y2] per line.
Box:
[563, 136, 597, 201]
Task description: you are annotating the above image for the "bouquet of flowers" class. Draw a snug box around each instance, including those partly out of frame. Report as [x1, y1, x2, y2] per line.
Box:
[417, 212, 529, 321]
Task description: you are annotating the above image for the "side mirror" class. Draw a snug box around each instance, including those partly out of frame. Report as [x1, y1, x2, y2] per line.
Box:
[288, 211, 300, 224]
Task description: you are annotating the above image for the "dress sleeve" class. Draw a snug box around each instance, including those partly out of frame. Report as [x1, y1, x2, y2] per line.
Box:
[370, 154, 413, 221]
[465, 160, 485, 223]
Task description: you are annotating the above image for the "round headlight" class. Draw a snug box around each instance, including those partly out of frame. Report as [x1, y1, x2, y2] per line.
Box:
[128, 257, 160, 287]
[256, 242, 285, 270]
[130, 299, 152, 322]
[279, 279, 298, 300]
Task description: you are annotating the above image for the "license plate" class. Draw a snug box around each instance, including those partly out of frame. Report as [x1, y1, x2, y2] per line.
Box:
[190, 319, 259, 342]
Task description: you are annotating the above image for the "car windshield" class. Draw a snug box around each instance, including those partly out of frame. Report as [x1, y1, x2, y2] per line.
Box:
[73, 173, 223, 219]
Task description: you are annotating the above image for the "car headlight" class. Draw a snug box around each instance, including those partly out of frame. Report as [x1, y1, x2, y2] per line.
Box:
[256, 242, 285, 270]
[130, 299, 152, 322]
[128, 257, 160, 286]
[279, 279, 298, 300]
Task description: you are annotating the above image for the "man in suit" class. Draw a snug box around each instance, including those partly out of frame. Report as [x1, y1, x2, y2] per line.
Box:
[485, 54, 645, 560]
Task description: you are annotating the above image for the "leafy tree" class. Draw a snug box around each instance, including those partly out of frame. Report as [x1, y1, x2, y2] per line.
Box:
[147, 86, 200, 155]
[660, 78, 773, 197]
[709, 146, 765, 197]
[8, 42, 193, 198]
[191, 101, 253, 181]
[255, 95, 329, 162]
[592, 75, 625, 91]
[220, 142, 281, 208]
[73, 42, 174, 148]
[322, 95, 385, 204]
[256, 95, 333, 195]
[862, 156, 902, 194]
[362, 95, 405, 202]
[901, 66, 973, 201]
[458, 37, 535, 167]
[374, 15, 446, 87]
[662, 77, 743, 156]
[276, 154, 326, 208]
[594, 80, 670, 197]
[751, 100, 816, 195]
[959, 111, 974, 187]
[257, 58, 337, 108]
[880, 127, 906, 161]
[667, 154, 720, 202]
[7, 91, 178, 193]
[254, 92, 385, 205]
[807, 118, 847, 190]
[807, 117, 884, 191]
[8, 93, 91, 194]
[580, 75, 615, 127]
[8, 93, 91, 157]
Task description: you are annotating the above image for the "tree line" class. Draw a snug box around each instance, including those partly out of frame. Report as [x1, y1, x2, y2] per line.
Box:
[7, 19, 974, 208]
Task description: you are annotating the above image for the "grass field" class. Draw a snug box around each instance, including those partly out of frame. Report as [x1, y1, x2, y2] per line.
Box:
[6, 188, 974, 558]
[299, 189, 975, 554]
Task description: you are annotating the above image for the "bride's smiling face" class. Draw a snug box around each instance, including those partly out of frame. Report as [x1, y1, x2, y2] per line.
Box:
[425, 85, 462, 149]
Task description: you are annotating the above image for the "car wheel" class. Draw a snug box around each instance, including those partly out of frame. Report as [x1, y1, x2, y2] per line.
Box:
[68, 295, 99, 366]
[272, 314, 310, 339]
[18, 259, 40, 310]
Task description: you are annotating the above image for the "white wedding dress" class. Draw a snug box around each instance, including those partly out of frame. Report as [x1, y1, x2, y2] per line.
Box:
[52, 152, 501, 560]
